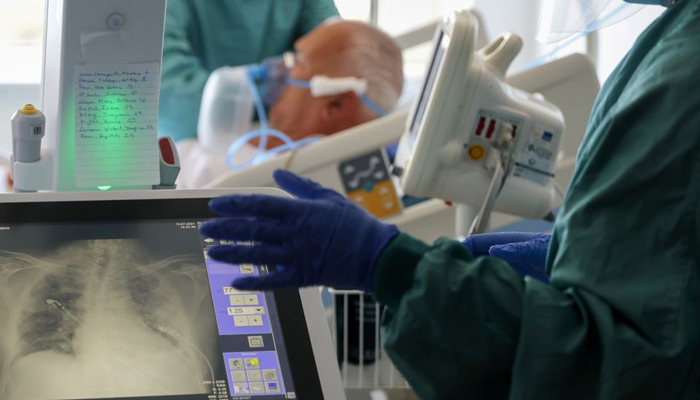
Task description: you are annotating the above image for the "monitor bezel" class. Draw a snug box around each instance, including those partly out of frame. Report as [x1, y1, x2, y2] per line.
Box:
[0, 189, 342, 400]
[394, 11, 479, 198]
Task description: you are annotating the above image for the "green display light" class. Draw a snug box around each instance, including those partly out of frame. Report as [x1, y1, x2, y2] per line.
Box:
[77, 74, 151, 189]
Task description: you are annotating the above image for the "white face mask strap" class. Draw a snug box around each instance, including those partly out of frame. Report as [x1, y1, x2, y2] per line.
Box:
[285, 75, 387, 116]
[308, 76, 368, 97]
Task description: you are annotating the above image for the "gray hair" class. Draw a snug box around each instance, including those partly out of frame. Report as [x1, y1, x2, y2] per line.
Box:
[340, 23, 404, 116]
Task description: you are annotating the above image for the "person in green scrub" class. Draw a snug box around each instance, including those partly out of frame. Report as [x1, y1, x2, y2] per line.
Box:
[159, 0, 339, 142]
[200, 0, 700, 398]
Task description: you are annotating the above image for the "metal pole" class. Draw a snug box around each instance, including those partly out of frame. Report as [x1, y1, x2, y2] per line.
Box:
[359, 295, 365, 388]
[455, 204, 479, 239]
[586, 31, 599, 69]
[343, 293, 349, 385]
[370, 0, 379, 26]
[374, 302, 380, 388]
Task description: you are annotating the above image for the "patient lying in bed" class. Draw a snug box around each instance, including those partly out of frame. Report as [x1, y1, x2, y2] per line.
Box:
[177, 20, 404, 189]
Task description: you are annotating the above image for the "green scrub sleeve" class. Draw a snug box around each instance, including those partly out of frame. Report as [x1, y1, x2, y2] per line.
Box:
[298, 0, 340, 36]
[372, 2, 700, 399]
[373, 233, 526, 399]
[373, 231, 700, 399]
[159, 0, 210, 142]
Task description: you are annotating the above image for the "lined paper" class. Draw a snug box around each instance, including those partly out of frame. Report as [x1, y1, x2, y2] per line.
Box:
[75, 63, 161, 188]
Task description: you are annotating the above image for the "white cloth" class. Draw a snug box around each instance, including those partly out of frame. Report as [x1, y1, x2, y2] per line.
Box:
[176, 140, 258, 189]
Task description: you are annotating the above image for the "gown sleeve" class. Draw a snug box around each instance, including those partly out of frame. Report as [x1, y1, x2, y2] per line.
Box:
[374, 223, 700, 400]
[158, 0, 211, 142]
[374, 3, 700, 399]
[298, 0, 340, 36]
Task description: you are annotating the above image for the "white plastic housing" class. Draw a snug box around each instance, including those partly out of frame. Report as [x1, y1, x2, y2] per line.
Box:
[393, 10, 565, 219]
[41, 0, 167, 192]
[11, 108, 46, 163]
[198, 67, 255, 155]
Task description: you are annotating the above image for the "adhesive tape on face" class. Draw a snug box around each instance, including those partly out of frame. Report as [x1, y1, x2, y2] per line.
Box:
[309, 76, 368, 97]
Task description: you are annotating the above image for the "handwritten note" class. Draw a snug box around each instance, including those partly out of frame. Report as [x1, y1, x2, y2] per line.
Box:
[75, 63, 161, 188]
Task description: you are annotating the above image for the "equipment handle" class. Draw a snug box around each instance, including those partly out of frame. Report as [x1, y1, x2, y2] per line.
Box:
[480, 32, 523, 78]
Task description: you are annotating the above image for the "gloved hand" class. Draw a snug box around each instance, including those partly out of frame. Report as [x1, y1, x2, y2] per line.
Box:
[200, 170, 399, 292]
[462, 232, 551, 284]
[385, 143, 399, 164]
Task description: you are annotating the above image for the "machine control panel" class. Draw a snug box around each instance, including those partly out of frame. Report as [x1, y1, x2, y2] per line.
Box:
[338, 149, 402, 219]
[203, 239, 296, 399]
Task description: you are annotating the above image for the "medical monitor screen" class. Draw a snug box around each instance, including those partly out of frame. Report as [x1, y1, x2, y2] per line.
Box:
[0, 199, 323, 400]
[408, 29, 450, 149]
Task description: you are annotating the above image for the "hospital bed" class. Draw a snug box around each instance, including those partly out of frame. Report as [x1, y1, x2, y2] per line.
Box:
[202, 18, 600, 398]
[205, 53, 600, 243]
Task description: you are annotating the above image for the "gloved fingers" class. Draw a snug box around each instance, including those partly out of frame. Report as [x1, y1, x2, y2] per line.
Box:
[463, 232, 542, 256]
[526, 237, 552, 269]
[462, 236, 488, 257]
[488, 236, 551, 261]
[232, 270, 298, 291]
[209, 195, 299, 219]
[207, 244, 290, 266]
[385, 143, 399, 164]
[273, 169, 344, 201]
[200, 218, 289, 243]
[488, 243, 522, 263]
[489, 238, 551, 284]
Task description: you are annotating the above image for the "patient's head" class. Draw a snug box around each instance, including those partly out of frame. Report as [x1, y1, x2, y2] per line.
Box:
[269, 20, 403, 143]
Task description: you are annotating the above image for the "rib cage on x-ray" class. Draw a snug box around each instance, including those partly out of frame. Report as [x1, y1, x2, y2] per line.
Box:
[0, 239, 222, 400]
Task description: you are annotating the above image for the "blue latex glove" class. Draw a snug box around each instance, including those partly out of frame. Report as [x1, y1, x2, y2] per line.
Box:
[385, 143, 399, 164]
[462, 232, 551, 284]
[200, 170, 400, 292]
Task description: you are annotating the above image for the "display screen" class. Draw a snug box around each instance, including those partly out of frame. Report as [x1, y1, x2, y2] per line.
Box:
[408, 30, 450, 150]
[0, 199, 323, 400]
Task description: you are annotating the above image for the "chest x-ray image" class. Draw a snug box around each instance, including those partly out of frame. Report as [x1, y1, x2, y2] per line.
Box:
[0, 223, 224, 400]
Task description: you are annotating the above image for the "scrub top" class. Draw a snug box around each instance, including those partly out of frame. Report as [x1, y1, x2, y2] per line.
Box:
[158, 0, 338, 142]
[373, 0, 700, 398]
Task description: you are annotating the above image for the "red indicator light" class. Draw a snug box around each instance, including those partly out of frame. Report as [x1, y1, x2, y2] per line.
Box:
[159, 138, 175, 165]
[475, 117, 486, 136]
[486, 120, 497, 139]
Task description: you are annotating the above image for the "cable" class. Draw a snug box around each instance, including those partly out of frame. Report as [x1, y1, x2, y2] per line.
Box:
[524, 2, 633, 70]
[225, 67, 320, 171]
[554, 181, 566, 201]
[468, 134, 518, 235]
[226, 129, 319, 171]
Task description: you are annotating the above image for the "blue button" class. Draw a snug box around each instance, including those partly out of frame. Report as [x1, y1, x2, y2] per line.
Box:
[543, 132, 554, 142]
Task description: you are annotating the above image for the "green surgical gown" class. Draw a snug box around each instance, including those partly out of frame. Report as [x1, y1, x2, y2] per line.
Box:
[158, 0, 338, 142]
[373, 0, 700, 398]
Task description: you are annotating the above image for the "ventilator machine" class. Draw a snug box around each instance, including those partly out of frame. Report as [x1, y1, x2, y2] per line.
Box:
[393, 11, 564, 234]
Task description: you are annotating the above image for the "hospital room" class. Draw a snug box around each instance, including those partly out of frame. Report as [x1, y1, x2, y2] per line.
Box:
[1, 0, 697, 399]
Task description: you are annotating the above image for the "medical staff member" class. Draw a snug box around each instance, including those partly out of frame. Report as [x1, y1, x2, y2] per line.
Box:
[159, 0, 339, 142]
[201, 0, 700, 398]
